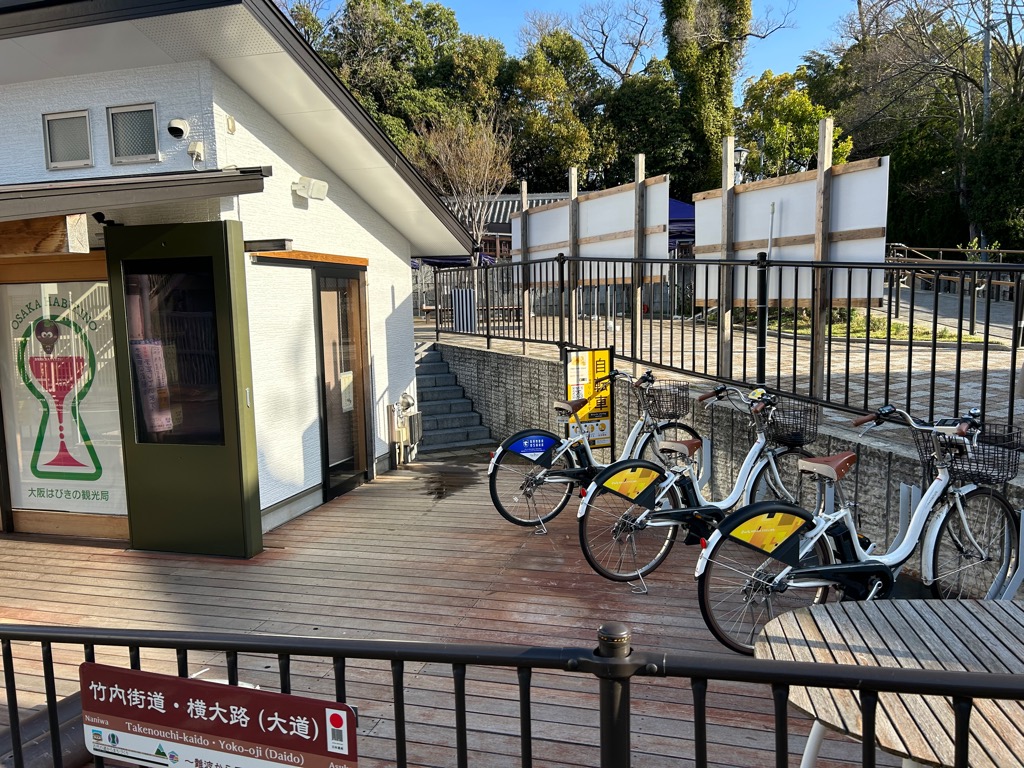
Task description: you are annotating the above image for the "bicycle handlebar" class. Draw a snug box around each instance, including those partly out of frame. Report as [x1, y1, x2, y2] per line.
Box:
[697, 384, 727, 402]
[854, 404, 982, 441]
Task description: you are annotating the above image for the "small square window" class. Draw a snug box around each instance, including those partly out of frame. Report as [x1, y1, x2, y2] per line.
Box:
[43, 110, 93, 169]
[108, 104, 158, 164]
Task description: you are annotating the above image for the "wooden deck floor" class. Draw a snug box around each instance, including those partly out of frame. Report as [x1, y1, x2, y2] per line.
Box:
[0, 453, 896, 767]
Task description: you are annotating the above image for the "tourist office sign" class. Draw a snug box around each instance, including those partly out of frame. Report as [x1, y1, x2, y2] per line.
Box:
[80, 663, 358, 767]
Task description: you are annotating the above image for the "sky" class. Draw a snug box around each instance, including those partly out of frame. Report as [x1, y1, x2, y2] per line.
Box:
[440, 0, 858, 100]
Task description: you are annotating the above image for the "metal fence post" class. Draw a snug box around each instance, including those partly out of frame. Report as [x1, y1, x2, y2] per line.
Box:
[484, 263, 492, 350]
[557, 252, 567, 357]
[756, 251, 768, 386]
[596, 622, 632, 768]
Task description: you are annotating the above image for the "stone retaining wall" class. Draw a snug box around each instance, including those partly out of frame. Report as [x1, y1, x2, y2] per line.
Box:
[437, 343, 1024, 579]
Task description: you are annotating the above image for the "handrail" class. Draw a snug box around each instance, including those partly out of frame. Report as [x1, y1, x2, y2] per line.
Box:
[429, 253, 1024, 423]
[1, 622, 1022, 768]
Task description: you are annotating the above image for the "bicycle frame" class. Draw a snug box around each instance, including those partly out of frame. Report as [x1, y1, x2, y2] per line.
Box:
[698, 452, 1010, 600]
[579, 429, 789, 529]
[488, 374, 702, 481]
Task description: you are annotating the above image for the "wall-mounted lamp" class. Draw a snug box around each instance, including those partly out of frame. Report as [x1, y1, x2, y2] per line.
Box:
[292, 176, 329, 200]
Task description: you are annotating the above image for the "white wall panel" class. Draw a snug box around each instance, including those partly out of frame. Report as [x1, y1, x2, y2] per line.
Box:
[245, 263, 321, 510]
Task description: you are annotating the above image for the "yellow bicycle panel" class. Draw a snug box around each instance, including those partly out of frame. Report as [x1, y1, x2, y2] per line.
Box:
[599, 466, 661, 501]
[728, 512, 805, 555]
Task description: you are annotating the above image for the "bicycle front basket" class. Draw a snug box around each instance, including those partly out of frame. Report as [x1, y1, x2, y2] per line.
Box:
[765, 399, 820, 447]
[644, 382, 690, 421]
[944, 422, 1023, 484]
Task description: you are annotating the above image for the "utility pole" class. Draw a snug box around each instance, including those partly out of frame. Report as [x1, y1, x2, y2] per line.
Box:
[981, 0, 992, 252]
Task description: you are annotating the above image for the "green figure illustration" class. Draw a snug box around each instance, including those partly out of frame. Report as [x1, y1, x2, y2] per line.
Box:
[19, 316, 102, 480]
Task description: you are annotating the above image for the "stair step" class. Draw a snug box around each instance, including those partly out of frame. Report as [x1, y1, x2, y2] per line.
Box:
[420, 398, 473, 416]
[420, 425, 491, 446]
[418, 385, 464, 402]
[417, 350, 443, 364]
[416, 373, 456, 388]
[423, 412, 481, 431]
[415, 361, 449, 376]
[417, 437, 495, 454]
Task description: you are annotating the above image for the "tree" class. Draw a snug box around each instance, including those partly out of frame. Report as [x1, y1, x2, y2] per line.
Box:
[603, 58, 695, 193]
[312, 0, 464, 151]
[737, 68, 853, 179]
[819, 0, 1024, 242]
[968, 99, 1024, 248]
[663, 0, 753, 193]
[571, 0, 660, 83]
[500, 30, 604, 190]
[410, 113, 514, 259]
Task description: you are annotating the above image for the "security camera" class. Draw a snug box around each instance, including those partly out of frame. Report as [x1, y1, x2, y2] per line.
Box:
[167, 119, 190, 140]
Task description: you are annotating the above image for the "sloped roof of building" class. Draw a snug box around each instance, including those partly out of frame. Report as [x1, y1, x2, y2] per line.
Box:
[0, 0, 473, 256]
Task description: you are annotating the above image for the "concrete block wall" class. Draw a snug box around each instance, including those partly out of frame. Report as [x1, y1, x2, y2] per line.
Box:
[437, 342, 1024, 579]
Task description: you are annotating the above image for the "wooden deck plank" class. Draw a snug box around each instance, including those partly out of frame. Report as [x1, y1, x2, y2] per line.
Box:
[0, 456, 893, 766]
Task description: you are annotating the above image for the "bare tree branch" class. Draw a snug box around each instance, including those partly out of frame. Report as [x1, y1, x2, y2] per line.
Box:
[569, 0, 659, 83]
[411, 114, 515, 261]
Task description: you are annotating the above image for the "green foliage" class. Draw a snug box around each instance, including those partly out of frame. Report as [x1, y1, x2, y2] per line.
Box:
[602, 58, 695, 192]
[740, 307, 987, 343]
[500, 30, 602, 190]
[737, 68, 852, 179]
[663, 0, 752, 194]
[968, 100, 1024, 250]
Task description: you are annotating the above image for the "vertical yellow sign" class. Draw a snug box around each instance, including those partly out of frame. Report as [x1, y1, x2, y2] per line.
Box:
[565, 349, 612, 448]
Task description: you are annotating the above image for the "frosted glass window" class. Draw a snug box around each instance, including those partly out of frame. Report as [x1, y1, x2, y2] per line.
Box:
[108, 104, 158, 164]
[44, 111, 92, 169]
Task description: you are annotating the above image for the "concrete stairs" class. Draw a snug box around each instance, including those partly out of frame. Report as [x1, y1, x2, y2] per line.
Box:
[415, 346, 492, 453]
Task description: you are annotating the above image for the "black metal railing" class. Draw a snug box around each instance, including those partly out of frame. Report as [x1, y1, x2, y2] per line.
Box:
[431, 255, 1024, 422]
[1, 622, 1022, 768]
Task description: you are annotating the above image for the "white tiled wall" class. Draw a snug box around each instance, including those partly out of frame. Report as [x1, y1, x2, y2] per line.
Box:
[5, 60, 417, 474]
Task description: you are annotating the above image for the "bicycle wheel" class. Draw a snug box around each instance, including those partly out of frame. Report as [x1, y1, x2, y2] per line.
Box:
[489, 443, 578, 527]
[930, 486, 1019, 600]
[637, 421, 704, 477]
[578, 464, 681, 581]
[698, 509, 832, 655]
[746, 447, 818, 510]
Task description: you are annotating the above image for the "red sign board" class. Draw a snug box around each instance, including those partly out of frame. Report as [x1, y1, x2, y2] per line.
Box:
[79, 662, 358, 767]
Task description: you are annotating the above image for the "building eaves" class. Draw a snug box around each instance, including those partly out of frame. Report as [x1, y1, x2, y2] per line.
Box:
[0, 166, 270, 222]
[0, 0, 474, 255]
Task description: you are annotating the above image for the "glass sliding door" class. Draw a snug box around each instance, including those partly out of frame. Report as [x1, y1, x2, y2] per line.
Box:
[318, 271, 369, 498]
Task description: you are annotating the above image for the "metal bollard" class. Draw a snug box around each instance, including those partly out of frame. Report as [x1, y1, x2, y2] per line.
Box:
[596, 622, 632, 768]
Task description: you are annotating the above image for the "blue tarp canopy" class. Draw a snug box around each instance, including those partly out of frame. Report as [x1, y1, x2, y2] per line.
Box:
[668, 198, 695, 249]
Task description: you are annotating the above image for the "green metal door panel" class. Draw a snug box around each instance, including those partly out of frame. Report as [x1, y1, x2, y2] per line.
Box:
[105, 221, 261, 557]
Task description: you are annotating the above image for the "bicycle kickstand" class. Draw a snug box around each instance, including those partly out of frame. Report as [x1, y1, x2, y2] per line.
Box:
[628, 571, 648, 595]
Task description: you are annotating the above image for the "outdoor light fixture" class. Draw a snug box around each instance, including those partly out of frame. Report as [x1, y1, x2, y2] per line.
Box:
[292, 176, 329, 200]
[733, 145, 750, 183]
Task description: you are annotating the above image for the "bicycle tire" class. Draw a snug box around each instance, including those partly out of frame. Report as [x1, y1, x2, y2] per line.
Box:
[488, 431, 578, 526]
[578, 460, 681, 582]
[698, 503, 832, 655]
[637, 421, 703, 476]
[746, 446, 817, 509]
[930, 486, 1019, 600]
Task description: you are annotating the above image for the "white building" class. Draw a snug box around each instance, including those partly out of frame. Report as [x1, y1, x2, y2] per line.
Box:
[0, 0, 472, 556]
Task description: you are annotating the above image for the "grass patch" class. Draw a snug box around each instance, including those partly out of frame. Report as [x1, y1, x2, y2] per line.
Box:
[728, 307, 988, 343]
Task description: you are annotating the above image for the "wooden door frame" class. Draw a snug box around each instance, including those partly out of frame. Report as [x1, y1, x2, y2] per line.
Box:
[312, 265, 373, 500]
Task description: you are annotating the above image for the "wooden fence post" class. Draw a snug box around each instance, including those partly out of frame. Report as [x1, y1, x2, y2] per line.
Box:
[811, 118, 834, 400]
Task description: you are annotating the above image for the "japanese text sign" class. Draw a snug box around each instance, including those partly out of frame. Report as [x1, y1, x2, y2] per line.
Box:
[565, 349, 612, 448]
[79, 662, 358, 768]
